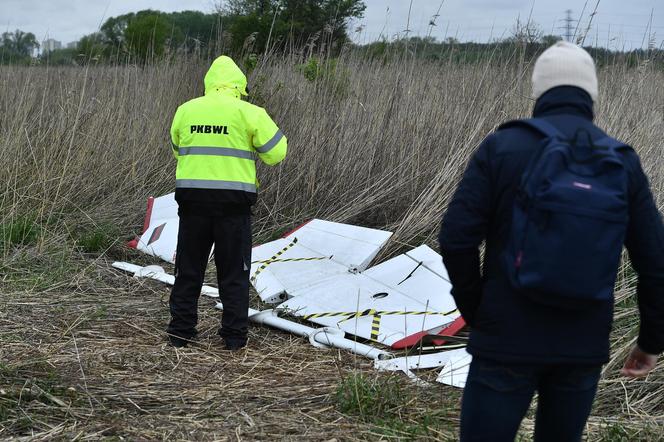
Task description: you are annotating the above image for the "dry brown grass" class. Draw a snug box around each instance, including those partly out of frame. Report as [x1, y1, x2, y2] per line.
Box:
[0, 252, 463, 440]
[1, 51, 663, 440]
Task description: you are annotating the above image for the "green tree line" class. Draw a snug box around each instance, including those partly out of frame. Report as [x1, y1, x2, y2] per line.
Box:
[33, 0, 365, 65]
[358, 36, 664, 69]
[0, 30, 40, 63]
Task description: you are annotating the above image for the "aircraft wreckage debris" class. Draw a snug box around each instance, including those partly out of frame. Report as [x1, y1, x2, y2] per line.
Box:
[114, 192, 471, 387]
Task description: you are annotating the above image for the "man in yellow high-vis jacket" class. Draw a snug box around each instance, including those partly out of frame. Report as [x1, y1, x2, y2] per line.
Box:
[167, 55, 287, 349]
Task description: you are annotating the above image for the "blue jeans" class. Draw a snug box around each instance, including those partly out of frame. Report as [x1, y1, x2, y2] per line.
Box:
[460, 357, 602, 442]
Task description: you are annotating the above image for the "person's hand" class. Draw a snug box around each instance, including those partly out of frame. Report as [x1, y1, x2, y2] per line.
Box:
[620, 345, 658, 378]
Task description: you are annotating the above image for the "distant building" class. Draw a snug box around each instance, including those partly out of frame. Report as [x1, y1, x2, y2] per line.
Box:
[66, 41, 77, 49]
[42, 38, 62, 52]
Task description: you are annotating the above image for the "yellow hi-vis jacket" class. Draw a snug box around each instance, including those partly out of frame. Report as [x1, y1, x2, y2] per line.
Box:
[170, 56, 287, 200]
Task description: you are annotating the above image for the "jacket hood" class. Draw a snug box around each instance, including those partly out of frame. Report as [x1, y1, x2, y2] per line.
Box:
[204, 56, 248, 97]
[533, 86, 594, 121]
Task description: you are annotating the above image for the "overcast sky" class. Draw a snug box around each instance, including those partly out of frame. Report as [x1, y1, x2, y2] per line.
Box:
[2, 0, 662, 50]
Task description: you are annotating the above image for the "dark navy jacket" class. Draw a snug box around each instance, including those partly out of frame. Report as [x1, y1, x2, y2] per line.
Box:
[439, 86, 664, 364]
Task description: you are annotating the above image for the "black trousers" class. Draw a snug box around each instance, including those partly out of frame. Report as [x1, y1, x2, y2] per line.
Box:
[460, 356, 601, 441]
[168, 213, 251, 345]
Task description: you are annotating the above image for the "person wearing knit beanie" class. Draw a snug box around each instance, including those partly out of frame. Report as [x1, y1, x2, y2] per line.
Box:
[532, 41, 598, 102]
[440, 33, 664, 442]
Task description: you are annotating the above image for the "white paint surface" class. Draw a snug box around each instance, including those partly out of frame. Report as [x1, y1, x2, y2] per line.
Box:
[374, 347, 471, 389]
[136, 193, 181, 264]
[437, 349, 473, 388]
[374, 347, 468, 372]
[250, 220, 393, 303]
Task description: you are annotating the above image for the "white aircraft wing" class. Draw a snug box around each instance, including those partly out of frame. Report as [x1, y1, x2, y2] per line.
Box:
[277, 245, 459, 348]
[250, 219, 393, 303]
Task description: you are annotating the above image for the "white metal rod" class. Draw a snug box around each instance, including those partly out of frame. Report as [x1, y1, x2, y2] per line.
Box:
[247, 309, 389, 360]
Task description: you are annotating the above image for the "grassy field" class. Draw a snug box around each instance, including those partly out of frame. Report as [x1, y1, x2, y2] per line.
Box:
[1, 50, 663, 440]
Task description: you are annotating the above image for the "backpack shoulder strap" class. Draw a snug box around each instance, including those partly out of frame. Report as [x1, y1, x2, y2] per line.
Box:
[499, 119, 565, 193]
[497, 118, 565, 139]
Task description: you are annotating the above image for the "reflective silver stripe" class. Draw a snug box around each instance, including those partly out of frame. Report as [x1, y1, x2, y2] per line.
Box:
[178, 146, 255, 160]
[172, 142, 179, 151]
[255, 130, 284, 154]
[176, 179, 257, 193]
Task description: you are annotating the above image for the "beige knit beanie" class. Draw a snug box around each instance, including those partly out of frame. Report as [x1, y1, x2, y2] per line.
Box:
[532, 41, 598, 102]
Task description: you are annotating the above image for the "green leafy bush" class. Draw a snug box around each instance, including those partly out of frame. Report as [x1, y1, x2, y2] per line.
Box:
[297, 57, 350, 98]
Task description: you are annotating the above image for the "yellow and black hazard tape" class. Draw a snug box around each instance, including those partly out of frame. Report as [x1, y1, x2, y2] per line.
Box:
[370, 315, 382, 341]
[250, 237, 333, 283]
[302, 308, 458, 320]
[250, 237, 298, 282]
[251, 256, 330, 265]
[302, 308, 459, 342]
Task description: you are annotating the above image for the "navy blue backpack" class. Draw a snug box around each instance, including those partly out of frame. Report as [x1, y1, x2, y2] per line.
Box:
[501, 118, 632, 308]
